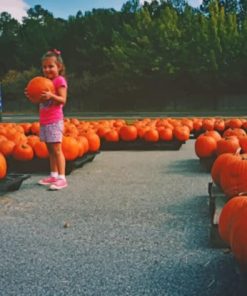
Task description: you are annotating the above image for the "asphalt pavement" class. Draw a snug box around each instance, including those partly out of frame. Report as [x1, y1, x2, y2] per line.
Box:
[0, 140, 243, 296]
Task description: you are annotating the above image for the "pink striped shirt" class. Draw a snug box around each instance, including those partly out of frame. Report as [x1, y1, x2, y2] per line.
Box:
[39, 76, 67, 125]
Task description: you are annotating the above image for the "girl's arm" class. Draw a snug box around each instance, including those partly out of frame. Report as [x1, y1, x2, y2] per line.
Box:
[41, 86, 67, 105]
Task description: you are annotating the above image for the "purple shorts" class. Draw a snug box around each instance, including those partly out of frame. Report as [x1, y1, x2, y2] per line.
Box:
[39, 120, 64, 143]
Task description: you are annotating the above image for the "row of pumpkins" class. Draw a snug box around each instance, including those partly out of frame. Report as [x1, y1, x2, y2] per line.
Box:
[0, 116, 196, 180]
[194, 126, 247, 270]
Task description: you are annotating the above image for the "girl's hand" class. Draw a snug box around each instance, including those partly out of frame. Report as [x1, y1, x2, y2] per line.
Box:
[40, 91, 53, 101]
[24, 88, 29, 98]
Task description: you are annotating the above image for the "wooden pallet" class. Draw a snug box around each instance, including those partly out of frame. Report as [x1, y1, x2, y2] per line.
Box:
[208, 182, 229, 248]
[7, 152, 98, 175]
[100, 139, 184, 151]
[0, 174, 30, 195]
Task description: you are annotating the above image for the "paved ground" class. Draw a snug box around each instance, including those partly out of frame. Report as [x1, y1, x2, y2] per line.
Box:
[0, 140, 243, 296]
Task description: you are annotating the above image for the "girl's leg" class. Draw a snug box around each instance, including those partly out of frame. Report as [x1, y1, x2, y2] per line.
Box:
[49, 143, 67, 190]
[38, 143, 58, 186]
[47, 143, 58, 174]
[52, 142, 66, 176]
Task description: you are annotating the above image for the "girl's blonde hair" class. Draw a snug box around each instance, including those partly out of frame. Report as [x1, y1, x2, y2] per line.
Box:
[42, 49, 66, 76]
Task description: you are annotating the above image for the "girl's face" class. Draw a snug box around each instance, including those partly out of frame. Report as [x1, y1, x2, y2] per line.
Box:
[42, 57, 61, 80]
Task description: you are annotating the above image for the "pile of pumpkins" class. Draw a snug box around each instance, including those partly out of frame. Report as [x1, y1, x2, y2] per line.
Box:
[0, 119, 101, 180]
[0, 116, 205, 180]
[193, 117, 247, 270]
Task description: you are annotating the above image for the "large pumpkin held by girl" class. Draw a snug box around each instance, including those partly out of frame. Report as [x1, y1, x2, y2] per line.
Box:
[26, 76, 55, 104]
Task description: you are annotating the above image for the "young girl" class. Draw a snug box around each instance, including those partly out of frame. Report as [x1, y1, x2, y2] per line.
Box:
[37, 49, 68, 190]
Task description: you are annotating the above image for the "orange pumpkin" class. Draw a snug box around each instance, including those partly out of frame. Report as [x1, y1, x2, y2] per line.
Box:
[104, 130, 119, 142]
[214, 119, 225, 132]
[159, 128, 173, 141]
[30, 122, 40, 135]
[77, 136, 89, 154]
[33, 141, 49, 159]
[12, 143, 34, 161]
[0, 140, 16, 157]
[220, 154, 247, 198]
[219, 196, 247, 244]
[228, 118, 243, 129]
[62, 136, 79, 160]
[239, 136, 247, 153]
[202, 119, 215, 131]
[210, 153, 236, 186]
[216, 136, 240, 155]
[119, 125, 138, 141]
[173, 126, 190, 142]
[203, 130, 221, 142]
[223, 128, 246, 138]
[85, 133, 101, 152]
[143, 128, 159, 142]
[26, 76, 55, 104]
[195, 135, 217, 158]
[27, 135, 40, 148]
[229, 205, 247, 269]
[0, 153, 7, 179]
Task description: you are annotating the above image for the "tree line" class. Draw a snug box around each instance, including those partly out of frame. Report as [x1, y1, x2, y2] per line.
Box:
[1, 0, 247, 112]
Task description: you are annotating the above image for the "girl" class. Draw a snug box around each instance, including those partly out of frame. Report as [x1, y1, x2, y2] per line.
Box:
[37, 49, 68, 190]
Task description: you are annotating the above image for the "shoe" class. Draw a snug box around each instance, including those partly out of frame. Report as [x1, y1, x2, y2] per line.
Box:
[38, 176, 57, 186]
[49, 179, 68, 190]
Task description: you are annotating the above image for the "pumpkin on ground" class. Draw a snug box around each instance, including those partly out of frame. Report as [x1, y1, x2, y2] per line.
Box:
[26, 76, 55, 104]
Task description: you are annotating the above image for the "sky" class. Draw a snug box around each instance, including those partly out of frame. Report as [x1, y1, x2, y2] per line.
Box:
[0, 0, 203, 22]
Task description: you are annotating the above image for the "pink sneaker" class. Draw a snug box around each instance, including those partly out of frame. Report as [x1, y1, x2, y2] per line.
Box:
[49, 179, 68, 190]
[38, 176, 57, 186]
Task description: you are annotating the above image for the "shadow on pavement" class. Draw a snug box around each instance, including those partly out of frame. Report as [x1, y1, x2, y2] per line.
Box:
[166, 158, 209, 175]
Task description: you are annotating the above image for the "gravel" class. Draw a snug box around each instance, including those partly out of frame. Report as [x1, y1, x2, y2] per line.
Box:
[0, 140, 243, 296]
